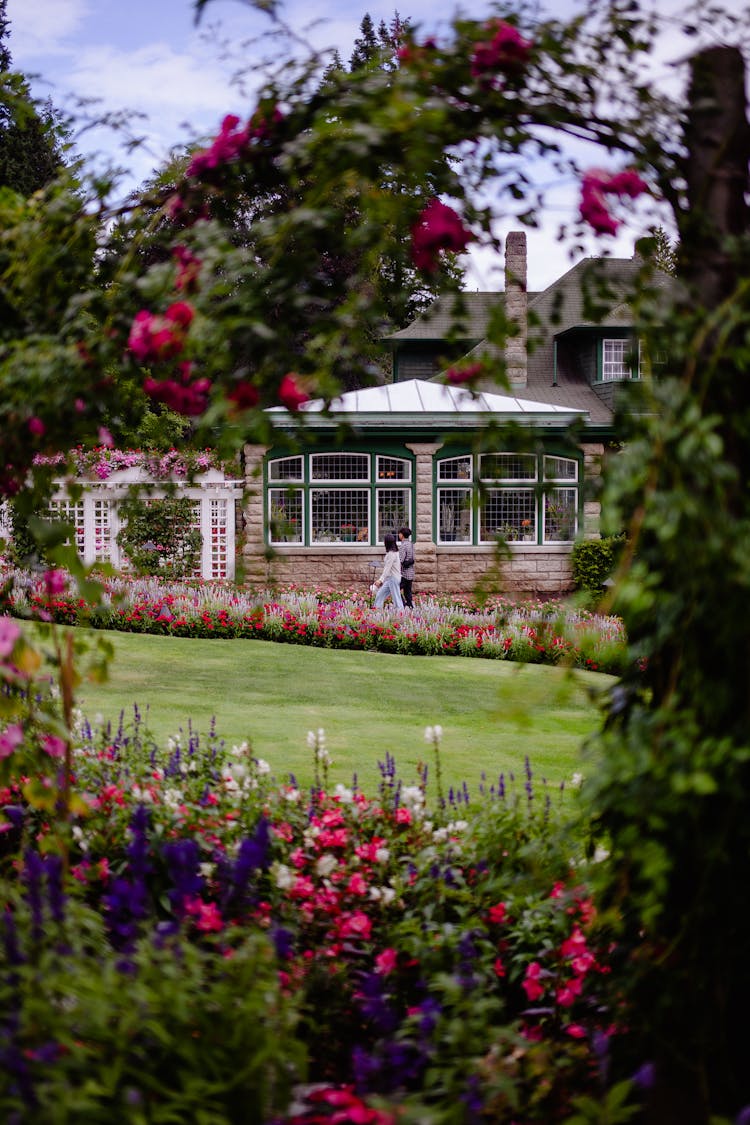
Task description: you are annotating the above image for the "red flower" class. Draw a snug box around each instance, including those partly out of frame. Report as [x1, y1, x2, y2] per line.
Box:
[446, 362, 483, 386]
[278, 373, 310, 411]
[488, 901, 507, 924]
[411, 199, 474, 273]
[522, 960, 545, 1002]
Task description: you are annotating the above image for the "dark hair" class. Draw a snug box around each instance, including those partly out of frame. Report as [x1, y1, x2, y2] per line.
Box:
[384, 532, 398, 552]
[399, 526, 412, 539]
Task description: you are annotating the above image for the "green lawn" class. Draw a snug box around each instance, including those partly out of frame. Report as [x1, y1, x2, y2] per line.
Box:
[73, 630, 612, 794]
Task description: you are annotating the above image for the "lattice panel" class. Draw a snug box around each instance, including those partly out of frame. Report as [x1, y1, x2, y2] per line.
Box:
[479, 453, 536, 480]
[93, 499, 113, 562]
[311, 489, 369, 543]
[268, 456, 303, 482]
[376, 456, 410, 481]
[310, 453, 369, 481]
[544, 488, 577, 542]
[438, 488, 472, 542]
[479, 489, 536, 542]
[269, 488, 303, 543]
[438, 456, 472, 481]
[377, 489, 409, 542]
[48, 498, 85, 553]
[209, 499, 229, 578]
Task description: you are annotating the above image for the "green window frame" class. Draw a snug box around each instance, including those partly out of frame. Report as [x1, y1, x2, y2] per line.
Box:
[436, 451, 580, 545]
[266, 451, 413, 546]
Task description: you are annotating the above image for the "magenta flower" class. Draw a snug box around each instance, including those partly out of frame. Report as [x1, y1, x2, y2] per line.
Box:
[470, 20, 533, 81]
[579, 168, 649, 236]
[446, 362, 483, 386]
[411, 199, 474, 273]
[0, 723, 23, 759]
[127, 302, 194, 364]
[0, 615, 21, 658]
[41, 734, 67, 759]
[43, 569, 67, 596]
[375, 947, 398, 975]
[27, 416, 45, 437]
[186, 113, 251, 179]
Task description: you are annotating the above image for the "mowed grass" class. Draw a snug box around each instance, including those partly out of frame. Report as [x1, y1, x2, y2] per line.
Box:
[73, 630, 612, 795]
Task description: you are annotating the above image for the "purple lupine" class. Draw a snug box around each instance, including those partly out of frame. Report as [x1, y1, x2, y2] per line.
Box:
[271, 924, 294, 961]
[356, 971, 399, 1035]
[20, 850, 45, 942]
[2, 907, 25, 967]
[44, 854, 66, 925]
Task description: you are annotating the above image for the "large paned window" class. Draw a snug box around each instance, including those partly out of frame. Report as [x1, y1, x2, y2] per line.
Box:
[266, 452, 413, 546]
[437, 451, 580, 545]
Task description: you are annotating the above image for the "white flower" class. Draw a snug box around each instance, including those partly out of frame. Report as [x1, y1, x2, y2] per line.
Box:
[375, 847, 390, 864]
[307, 727, 326, 750]
[303, 826, 320, 847]
[334, 783, 354, 803]
[163, 788, 184, 809]
[315, 853, 338, 877]
[233, 741, 250, 756]
[369, 885, 396, 905]
[254, 758, 270, 775]
[199, 862, 215, 879]
[284, 787, 301, 802]
[570, 772, 584, 788]
[448, 820, 468, 834]
[432, 827, 448, 843]
[167, 736, 181, 753]
[273, 862, 294, 890]
[131, 785, 153, 803]
[424, 724, 443, 743]
[593, 845, 610, 863]
[401, 785, 425, 810]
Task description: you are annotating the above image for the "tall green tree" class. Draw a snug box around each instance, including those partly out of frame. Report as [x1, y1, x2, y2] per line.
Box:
[0, 0, 66, 195]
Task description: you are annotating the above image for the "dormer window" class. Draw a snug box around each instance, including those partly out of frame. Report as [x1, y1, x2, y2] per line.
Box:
[602, 337, 638, 381]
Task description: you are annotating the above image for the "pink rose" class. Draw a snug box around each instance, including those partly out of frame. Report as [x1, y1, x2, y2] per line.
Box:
[411, 199, 474, 273]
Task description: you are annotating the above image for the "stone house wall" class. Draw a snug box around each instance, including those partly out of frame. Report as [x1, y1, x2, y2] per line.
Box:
[240, 441, 604, 597]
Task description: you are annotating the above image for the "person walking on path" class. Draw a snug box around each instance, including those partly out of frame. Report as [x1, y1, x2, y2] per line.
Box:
[372, 532, 404, 610]
[398, 525, 415, 609]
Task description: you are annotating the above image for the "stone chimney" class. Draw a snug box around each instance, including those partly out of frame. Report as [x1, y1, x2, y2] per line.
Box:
[504, 231, 528, 387]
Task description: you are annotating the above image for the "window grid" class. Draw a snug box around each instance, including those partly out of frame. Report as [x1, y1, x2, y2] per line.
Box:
[479, 453, 536, 481]
[377, 456, 410, 481]
[209, 499, 229, 578]
[544, 488, 578, 542]
[438, 488, 472, 543]
[544, 456, 577, 481]
[438, 456, 472, 481]
[311, 453, 369, 481]
[269, 488, 303, 544]
[377, 489, 410, 543]
[268, 456, 303, 482]
[480, 489, 536, 543]
[189, 501, 202, 577]
[311, 489, 369, 543]
[602, 338, 630, 381]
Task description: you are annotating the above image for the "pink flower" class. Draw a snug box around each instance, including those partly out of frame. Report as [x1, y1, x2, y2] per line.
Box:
[173, 245, 202, 293]
[566, 1023, 587, 1039]
[185, 896, 225, 932]
[226, 381, 260, 411]
[41, 734, 67, 759]
[375, 947, 398, 975]
[347, 872, 368, 896]
[579, 168, 648, 236]
[127, 302, 194, 364]
[338, 910, 372, 941]
[521, 960, 545, 1002]
[470, 20, 533, 81]
[43, 569, 67, 596]
[28, 416, 45, 437]
[494, 957, 506, 978]
[556, 976, 583, 1007]
[394, 806, 411, 825]
[0, 615, 21, 659]
[0, 724, 23, 759]
[411, 199, 474, 273]
[278, 373, 310, 411]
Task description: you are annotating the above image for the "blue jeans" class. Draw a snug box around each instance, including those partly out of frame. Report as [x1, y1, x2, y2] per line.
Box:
[374, 576, 403, 610]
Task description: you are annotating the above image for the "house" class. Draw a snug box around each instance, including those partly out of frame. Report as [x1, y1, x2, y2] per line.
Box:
[241, 232, 675, 596]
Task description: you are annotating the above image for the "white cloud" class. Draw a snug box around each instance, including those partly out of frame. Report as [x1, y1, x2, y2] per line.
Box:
[6, 0, 91, 57]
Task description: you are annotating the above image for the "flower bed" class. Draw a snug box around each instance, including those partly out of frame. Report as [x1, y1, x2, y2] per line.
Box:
[0, 708, 626, 1123]
[2, 569, 627, 675]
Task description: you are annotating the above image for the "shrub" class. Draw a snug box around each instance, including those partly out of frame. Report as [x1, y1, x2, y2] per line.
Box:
[115, 495, 202, 578]
[570, 536, 626, 595]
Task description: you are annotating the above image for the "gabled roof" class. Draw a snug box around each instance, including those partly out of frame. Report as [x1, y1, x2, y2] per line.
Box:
[384, 293, 511, 342]
[269, 378, 586, 430]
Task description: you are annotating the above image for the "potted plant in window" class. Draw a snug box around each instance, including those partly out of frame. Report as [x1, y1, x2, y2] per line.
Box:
[340, 522, 357, 542]
[521, 518, 533, 541]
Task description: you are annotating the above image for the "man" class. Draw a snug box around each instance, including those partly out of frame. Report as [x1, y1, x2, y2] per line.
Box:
[398, 525, 415, 609]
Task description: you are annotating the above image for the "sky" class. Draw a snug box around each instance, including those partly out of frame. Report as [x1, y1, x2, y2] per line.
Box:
[6, 0, 696, 291]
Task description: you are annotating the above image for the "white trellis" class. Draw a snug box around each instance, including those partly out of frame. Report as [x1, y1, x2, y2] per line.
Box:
[42, 467, 242, 580]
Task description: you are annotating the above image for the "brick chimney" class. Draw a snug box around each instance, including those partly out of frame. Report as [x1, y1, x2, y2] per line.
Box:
[504, 231, 528, 387]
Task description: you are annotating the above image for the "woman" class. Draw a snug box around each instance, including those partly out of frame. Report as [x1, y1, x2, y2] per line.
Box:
[372, 532, 404, 610]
